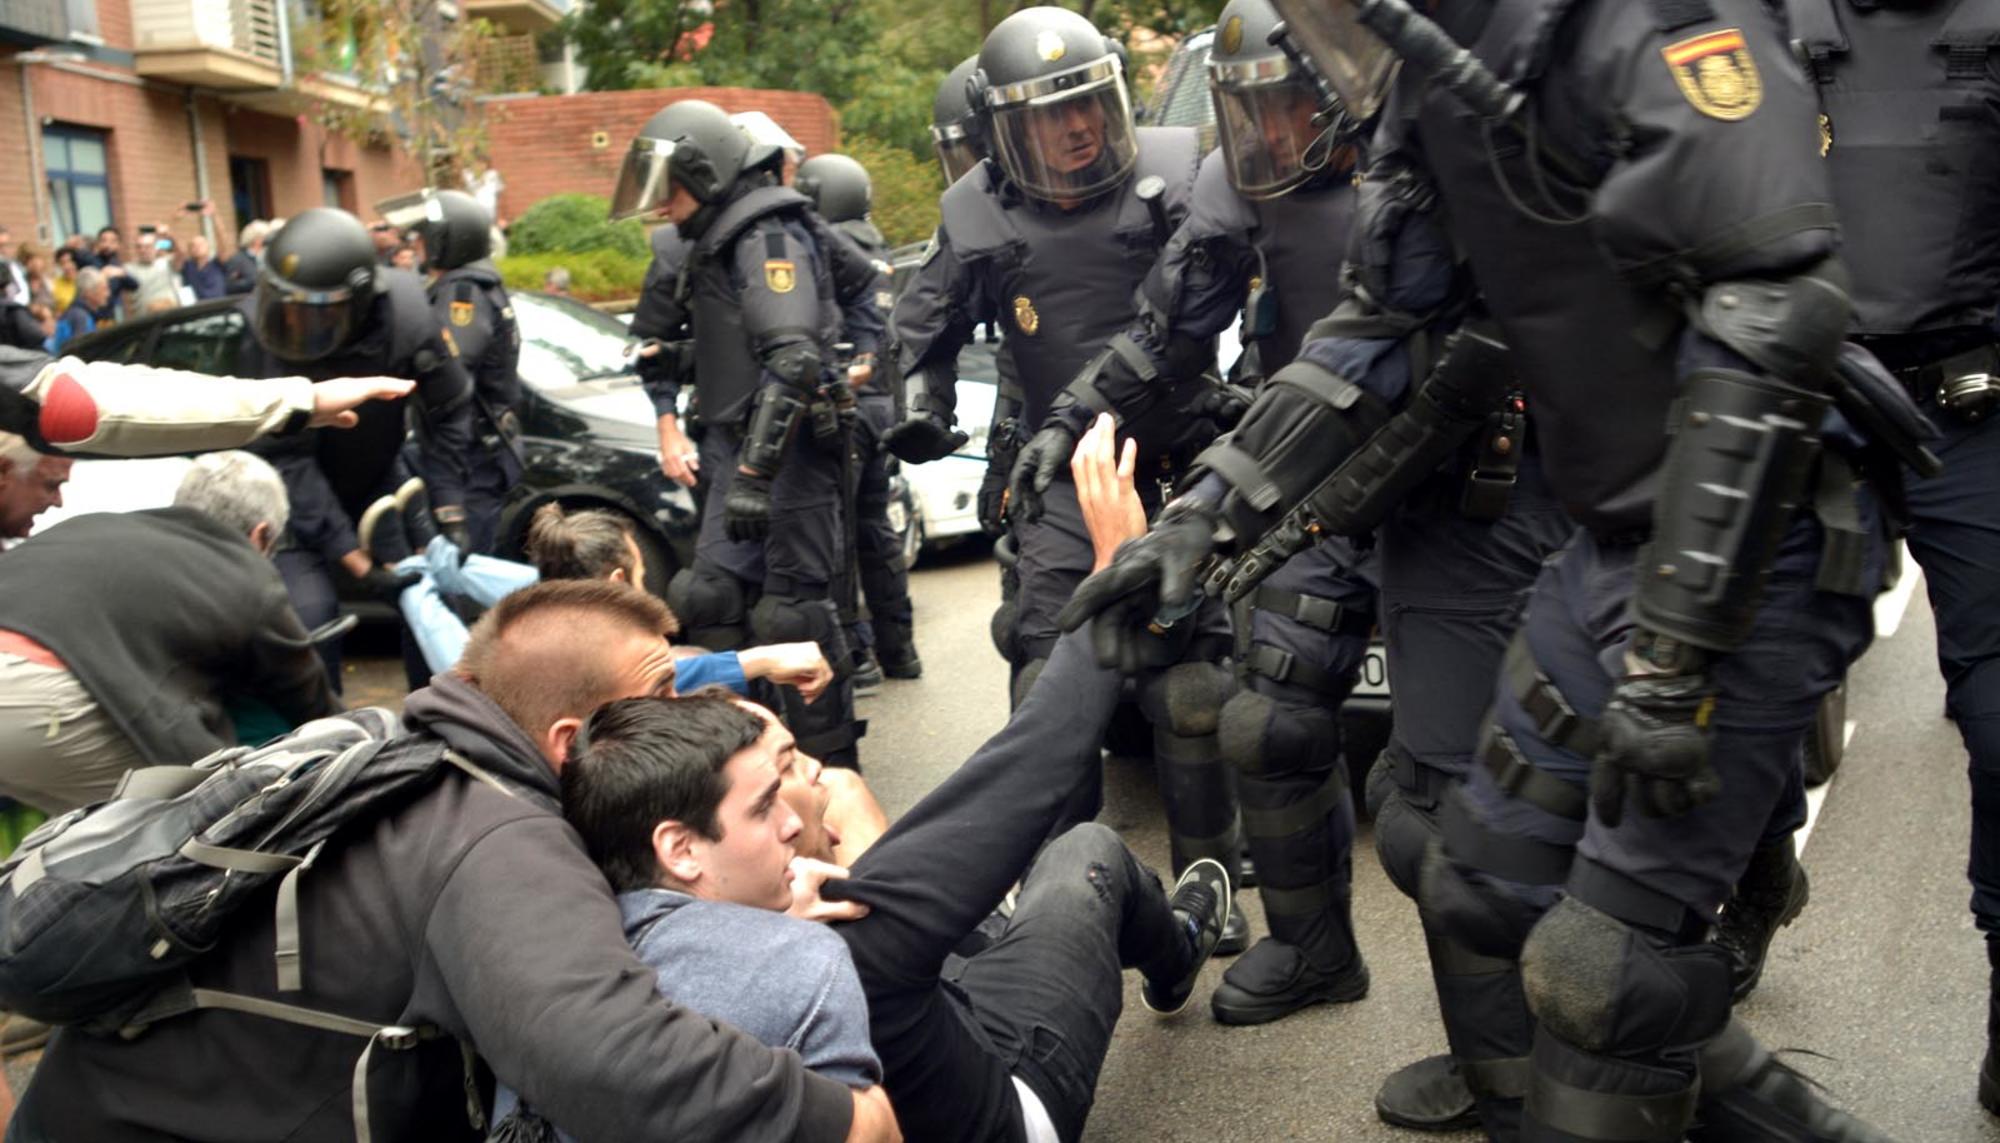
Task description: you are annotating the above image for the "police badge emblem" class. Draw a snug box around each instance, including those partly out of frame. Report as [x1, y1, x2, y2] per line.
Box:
[1661, 29, 1763, 121]
[1013, 295, 1040, 336]
[450, 300, 475, 327]
[765, 259, 797, 293]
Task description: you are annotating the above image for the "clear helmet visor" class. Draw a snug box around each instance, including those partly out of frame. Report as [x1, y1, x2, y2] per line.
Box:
[1211, 68, 1333, 199]
[1267, 0, 1400, 123]
[609, 138, 679, 222]
[931, 124, 983, 186]
[987, 60, 1139, 202]
[252, 281, 359, 362]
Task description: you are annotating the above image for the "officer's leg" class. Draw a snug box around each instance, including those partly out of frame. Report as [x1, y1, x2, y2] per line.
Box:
[757, 432, 860, 768]
[1373, 463, 1573, 1131]
[670, 428, 761, 651]
[1210, 540, 1374, 1024]
[1713, 770, 1810, 1001]
[275, 547, 344, 687]
[1513, 515, 1883, 1142]
[856, 393, 920, 676]
[1417, 535, 1610, 1142]
[461, 444, 520, 557]
[993, 532, 1026, 685]
[1895, 410, 2000, 1107]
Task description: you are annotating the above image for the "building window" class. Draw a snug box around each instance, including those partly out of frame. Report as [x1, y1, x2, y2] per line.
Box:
[43, 124, 111, 245]
[321, 168, 355, 212]
[229, 156, 273, 228]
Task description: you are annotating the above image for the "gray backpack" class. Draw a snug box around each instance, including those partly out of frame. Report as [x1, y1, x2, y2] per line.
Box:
[0, 707, 505, 1139]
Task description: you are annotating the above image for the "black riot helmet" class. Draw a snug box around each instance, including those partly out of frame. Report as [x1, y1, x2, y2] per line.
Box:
[970, 7, 1140, 203]
[252, 207, 381, 362]
[795, 154, 873, 224]
[1208, 0, 1339, 199]
[373, 187, 492, 271]
[609, 99, 752, 228]
[931, 55, 984, 186]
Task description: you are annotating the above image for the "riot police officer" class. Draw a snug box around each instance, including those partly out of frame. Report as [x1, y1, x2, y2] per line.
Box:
[1064, 0, 1907, 1134]
[1006, 0, 1381, 1026]
[932, 54, 986, 188]
[612, 98, 880, 767]
[239, 206, 475, 683]
[1772, 0, 2000, 1108]
[377, 187, 523, 555]
[888, 6, 1252, 952]
[796, 152, 922, 682]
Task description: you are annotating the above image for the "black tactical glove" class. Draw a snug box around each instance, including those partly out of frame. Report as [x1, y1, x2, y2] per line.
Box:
[977, 456, 1011, 536]
[1008, 421, 1079, 525]
[882, 412, 969, 465]
[1057, 498, 1220, 673]
[354, 563, 421, 605]
[1591, 671, 1721, 827]
[725, 470, 775, 542]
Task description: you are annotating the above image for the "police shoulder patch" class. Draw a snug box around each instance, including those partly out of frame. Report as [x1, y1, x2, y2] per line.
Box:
[449, 299, 475, 327]
[765, 259, 797, 294]
[1661, 28, 1763, 121]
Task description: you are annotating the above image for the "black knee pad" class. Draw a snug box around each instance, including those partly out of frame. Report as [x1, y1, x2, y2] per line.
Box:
[1217, 688, 1327, 780]
[1010, 656, 1048, 711]
[751, 594, 852, 676]
[1363, 750, 1397, 821]
[1520, 897, 1734, 1057]
[666, 566, 748, 649]
[1418, 842, 1545, 962]
[1140, 661, 1233, 738]
[991, 599, 1021, 665]
[1373, 790, 1437, 902]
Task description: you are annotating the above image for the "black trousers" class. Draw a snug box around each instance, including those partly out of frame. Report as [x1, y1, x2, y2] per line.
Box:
[831, 629, 1190, 1143]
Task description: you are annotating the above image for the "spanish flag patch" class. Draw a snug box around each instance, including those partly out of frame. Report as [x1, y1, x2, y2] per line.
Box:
[1661, 28, 1763, 121]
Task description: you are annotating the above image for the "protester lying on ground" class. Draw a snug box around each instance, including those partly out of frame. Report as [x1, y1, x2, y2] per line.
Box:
[391, 499, 836, 705]
[0, 450, 337, 813]
[14, 577, 899, 1143]
[1, 344, 413, 457]
[511, 417, 1216, 1143]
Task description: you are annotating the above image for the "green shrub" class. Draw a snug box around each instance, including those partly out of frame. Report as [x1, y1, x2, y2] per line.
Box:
[507, 193, 650, 260]
[499, 249, 649, 302]
[841, 135, 942, 249]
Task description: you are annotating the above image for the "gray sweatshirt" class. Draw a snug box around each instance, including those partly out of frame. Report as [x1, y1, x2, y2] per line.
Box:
[491, 889, 879, 1138]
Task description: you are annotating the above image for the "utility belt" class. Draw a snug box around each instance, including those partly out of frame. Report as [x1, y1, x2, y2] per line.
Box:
[1893, 342, 2000, 424]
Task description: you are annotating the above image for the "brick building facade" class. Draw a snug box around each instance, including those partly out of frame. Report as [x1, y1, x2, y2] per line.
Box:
[481, 87, 838, 224]
[3, 0, 839, 259]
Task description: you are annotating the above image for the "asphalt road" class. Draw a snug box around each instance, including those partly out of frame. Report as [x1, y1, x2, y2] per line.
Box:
[855, 540, 2000, 1143]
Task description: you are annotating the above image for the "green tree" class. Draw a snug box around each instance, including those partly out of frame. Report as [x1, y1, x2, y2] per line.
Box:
[298, 0, 503, 186]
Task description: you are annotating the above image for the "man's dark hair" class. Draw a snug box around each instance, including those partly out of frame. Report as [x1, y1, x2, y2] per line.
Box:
[96, 226, 120, 240]
[561, 694, 768, 893]
[454, 579, 676, 745]
[525, 502, 642, 584]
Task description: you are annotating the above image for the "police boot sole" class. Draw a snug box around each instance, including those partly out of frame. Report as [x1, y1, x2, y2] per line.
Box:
[1209, 961, 1371, 1027]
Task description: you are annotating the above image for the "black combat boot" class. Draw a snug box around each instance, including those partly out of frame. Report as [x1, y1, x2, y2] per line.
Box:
[1714, 837, 1810, 1000]
[1375, 1054, 1480, 1132]
[1691, 1019, 1891, 1141]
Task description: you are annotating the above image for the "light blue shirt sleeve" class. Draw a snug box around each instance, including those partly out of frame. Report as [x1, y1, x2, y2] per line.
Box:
[674, 650, 748, 696]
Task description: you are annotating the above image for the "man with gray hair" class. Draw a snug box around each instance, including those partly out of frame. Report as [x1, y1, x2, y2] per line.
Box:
[0, 432, 67, 541]
[0, 449, 338, 812]
[224, 220, 270, 295]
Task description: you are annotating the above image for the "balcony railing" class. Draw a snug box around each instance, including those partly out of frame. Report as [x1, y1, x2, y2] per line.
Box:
[132, 0, 284, 84]
[462, 0, 569, 35]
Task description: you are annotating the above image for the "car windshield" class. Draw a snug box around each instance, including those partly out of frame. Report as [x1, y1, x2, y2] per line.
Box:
[514, 292, 637, 390]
